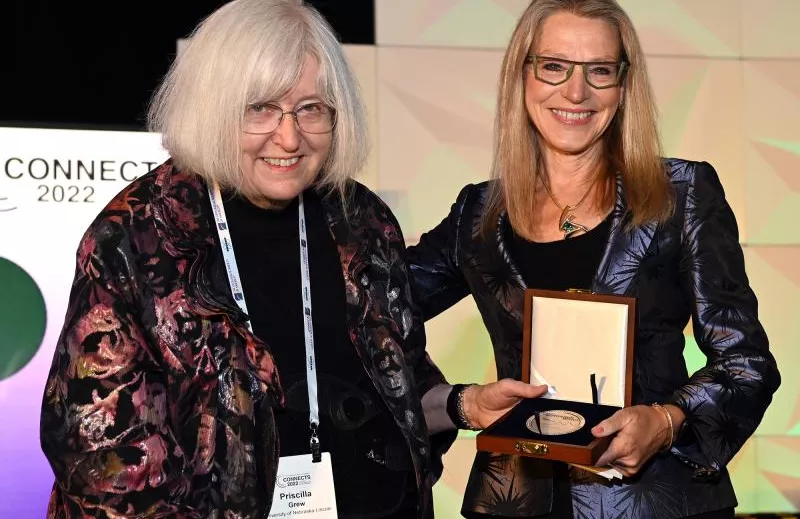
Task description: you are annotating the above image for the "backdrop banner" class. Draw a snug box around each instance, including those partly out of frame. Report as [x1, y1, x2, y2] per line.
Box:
[0, 126, 169, 516]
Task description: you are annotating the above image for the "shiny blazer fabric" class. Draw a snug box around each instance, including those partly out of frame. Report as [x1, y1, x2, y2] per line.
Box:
[407, 159, 780, 518]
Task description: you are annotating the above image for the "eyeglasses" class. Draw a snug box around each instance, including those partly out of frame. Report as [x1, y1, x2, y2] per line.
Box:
[243, 101, 336, 134]
[526, 55, 627, 89]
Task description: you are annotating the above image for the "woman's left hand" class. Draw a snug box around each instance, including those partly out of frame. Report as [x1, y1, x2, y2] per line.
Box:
[592, 404, 684, 477]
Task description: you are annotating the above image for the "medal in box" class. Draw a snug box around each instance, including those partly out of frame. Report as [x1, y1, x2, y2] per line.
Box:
[476, 289, 636, 465]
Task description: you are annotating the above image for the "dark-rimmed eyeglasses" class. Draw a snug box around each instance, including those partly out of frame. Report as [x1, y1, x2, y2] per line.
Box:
[243, 102, 336, 134]
[525, 55, 627, 89]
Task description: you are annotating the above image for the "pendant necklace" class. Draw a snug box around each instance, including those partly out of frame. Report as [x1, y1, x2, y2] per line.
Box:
[541, 174, 600, 239]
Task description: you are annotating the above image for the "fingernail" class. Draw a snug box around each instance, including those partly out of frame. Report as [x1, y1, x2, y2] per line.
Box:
[593, 426, 603, 433]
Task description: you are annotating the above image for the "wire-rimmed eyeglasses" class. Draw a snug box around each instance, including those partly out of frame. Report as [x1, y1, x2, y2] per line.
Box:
[243, 102, 336, 134]
[526, 55, 627, 89]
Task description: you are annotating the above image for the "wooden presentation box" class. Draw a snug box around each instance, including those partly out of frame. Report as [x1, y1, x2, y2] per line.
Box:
[476, 289, 636, 466]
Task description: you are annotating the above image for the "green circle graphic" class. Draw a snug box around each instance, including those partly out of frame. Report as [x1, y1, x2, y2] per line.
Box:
[0, 257, 47, 381]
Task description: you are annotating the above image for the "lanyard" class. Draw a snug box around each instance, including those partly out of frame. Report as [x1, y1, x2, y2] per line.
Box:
[208, 181, 322, 461]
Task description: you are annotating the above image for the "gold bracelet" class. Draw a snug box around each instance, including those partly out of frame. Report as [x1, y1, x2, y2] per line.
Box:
[651, 403, 674, 452]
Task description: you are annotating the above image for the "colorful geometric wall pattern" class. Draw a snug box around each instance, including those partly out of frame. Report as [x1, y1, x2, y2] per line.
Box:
[1, 1, 798, 516]
[369, 0, 800, 515]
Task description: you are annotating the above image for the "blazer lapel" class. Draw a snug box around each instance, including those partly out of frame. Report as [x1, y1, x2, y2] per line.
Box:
[151, 163, 248, 321]
[320, 189, 371, 329]
[592, 174, 658, 295]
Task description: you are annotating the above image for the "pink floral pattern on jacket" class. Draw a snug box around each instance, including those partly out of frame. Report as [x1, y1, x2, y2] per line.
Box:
[41, 161, 451, 518]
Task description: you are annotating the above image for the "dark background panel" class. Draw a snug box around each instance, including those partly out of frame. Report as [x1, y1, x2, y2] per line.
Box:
[3, 0, 374, 130]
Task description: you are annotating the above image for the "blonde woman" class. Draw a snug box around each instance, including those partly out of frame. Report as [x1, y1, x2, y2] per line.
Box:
[408, 0, 780, 517]
[40, 1, 456, 517]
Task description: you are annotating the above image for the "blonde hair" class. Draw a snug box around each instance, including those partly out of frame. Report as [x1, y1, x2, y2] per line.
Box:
[148, 0, 368, 196]
[483, 0, 674, 236]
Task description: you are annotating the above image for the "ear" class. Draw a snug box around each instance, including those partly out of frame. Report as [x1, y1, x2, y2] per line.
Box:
[618, 86, 625, 109]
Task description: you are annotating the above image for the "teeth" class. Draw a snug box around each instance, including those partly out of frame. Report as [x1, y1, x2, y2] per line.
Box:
[553, 109, 592, 120]
[263, 157, 300, 167]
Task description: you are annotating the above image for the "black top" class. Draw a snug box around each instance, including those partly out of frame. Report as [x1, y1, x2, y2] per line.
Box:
[219, 188, 415, 517]
[504, 214, 613, 290]
[503, 214, 612, 515]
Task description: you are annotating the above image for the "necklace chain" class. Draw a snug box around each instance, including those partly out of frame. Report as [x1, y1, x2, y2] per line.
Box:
[541, 174, 599, 212]
[540, 174, 601, 238]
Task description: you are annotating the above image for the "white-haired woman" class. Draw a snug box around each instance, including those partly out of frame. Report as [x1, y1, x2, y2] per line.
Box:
[40, 1, 456, 517]
[408, 0, 780, 517]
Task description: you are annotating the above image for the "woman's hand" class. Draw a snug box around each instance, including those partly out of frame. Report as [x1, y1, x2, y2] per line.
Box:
[462, 379, 548, 429]
[593, 404, 685, 476]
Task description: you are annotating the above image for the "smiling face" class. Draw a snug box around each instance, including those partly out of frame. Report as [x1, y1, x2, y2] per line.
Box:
[240, 54, 332, 209]
[525, 11, 624, 164]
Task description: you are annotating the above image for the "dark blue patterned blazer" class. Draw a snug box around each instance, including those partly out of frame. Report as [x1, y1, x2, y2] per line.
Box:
[407, 159, 780, 518]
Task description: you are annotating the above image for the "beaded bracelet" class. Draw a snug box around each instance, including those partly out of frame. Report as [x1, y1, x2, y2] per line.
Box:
[457, 384, 480, 430]
[651, 403, 674, 452]
[447, 384, 480, 430]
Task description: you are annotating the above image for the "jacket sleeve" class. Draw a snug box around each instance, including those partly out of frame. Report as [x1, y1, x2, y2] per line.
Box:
[670, 161, 780, 479]
[40, 221, 196, 519]
[379, 198, 458, 479]
[406, 184, 473, 321]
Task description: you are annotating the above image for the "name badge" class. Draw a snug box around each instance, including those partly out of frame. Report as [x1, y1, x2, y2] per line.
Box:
[268, 453, 338, 518]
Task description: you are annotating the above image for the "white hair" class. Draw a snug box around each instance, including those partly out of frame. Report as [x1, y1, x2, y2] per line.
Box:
[148, 0, 368, 194]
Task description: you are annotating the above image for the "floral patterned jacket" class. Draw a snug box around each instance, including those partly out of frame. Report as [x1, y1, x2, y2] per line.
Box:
[41, 161, 452, 518]
[407, 159, 780, 518]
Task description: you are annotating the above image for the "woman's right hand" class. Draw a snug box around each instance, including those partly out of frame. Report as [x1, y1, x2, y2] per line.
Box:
[462, 379, 548, 429]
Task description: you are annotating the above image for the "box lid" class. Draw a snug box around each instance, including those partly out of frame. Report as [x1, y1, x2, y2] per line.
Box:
[521, 289, 636, 408]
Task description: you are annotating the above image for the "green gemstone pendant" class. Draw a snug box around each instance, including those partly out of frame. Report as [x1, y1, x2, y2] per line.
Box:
[558, 207, 588, 239]
[560, 219, 577, 234]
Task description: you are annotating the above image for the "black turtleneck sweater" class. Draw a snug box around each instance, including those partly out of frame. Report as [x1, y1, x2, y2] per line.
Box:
[215, 188, 416, 518]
